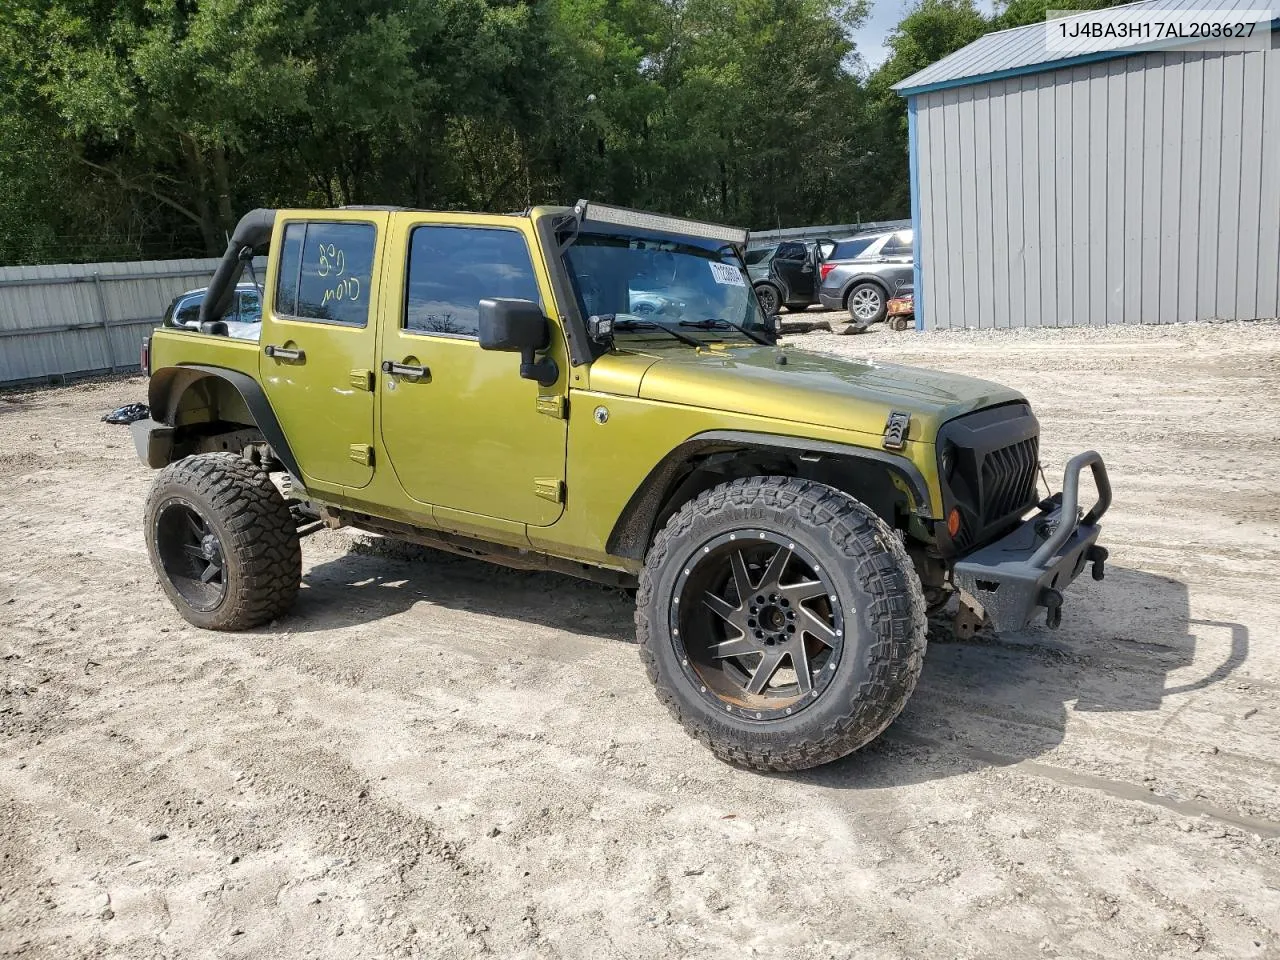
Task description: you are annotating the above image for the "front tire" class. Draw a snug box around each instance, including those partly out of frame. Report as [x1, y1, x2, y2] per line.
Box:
[144, 453, 301, 630]
[636, 477, 927, 772]
[754, 283, 781, 316]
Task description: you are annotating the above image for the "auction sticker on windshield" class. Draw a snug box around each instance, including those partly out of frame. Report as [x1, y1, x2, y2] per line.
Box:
[709, 262, 746, 286]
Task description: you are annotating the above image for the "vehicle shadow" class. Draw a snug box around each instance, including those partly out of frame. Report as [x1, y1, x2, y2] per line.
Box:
[794, 564, 1249, 789]
[286, 544, 1246, 783]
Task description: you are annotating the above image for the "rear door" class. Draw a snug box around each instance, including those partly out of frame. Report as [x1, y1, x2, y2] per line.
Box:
[877, 231, 916, 295]
[377, 214, 569, 527]
[259, 210, 389, 492]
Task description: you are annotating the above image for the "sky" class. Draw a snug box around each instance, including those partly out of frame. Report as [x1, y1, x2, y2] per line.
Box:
[853, 0, 1000, 69]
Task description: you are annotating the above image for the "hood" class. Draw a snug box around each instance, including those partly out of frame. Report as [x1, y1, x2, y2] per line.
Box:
[623, 343, 1024, 442]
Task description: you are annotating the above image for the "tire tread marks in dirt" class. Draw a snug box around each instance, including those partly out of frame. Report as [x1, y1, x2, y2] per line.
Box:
[636, 476, 927, 772]
[144, 453, 300, 630]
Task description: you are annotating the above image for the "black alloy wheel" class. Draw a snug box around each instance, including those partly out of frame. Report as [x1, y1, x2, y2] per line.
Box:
[755, 284, 780, 316]
[636, 476, 928, 772]
[671, 531, 844, 721]
[154, 501, 229, 611]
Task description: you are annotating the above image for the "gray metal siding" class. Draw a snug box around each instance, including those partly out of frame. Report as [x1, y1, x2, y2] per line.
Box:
[0, 257, 264, 386]
[915, 45, 1280, 330]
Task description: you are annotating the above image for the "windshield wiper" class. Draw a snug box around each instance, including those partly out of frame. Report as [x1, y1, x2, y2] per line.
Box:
[679, 318, 772, 346]
[613, 318, 704, 348]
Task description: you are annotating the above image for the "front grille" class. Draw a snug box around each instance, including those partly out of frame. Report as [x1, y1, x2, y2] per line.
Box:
[936, 403, 1041, 555]
[980, 436, 1039, 525]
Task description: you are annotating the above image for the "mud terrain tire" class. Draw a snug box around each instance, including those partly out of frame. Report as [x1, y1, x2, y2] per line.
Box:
[144, 453, 301, 630]
[637, 477, 927, 772]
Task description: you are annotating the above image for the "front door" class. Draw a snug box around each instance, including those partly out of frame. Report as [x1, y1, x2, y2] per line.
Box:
[259, 211, 389, 491]
[771, 241, 815, 304]
[377, 215, 568, 527]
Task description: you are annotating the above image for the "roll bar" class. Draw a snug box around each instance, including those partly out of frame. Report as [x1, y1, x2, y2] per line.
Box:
[199, 209, 277, 329]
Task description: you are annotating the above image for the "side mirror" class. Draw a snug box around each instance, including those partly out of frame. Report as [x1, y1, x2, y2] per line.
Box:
[478, 298, 558, 386]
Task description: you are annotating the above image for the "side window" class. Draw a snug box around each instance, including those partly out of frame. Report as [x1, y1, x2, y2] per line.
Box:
[775, 241, 807, 262]
[881, 232, 914, 258]
[274, 221, 376, 326]
[175, 296, 202, 327]
[404, 226, 542, 337]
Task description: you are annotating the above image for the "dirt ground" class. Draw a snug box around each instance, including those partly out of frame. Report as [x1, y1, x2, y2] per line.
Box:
[2, 317, 1279, 959]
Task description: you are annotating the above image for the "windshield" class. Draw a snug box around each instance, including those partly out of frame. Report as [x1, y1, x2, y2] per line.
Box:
[563, 229, 770, 342]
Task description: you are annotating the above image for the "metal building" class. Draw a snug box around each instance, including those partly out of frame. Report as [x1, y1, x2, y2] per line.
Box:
[0, 257, 264, 387]
[896, 0, 1280, 330]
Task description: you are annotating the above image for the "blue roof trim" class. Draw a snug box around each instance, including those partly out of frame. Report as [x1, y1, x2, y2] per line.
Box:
[896, 16, 1279, 96]
[907, 99, 925, 332]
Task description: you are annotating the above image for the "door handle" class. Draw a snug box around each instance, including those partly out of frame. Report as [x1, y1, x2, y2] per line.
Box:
[264, 344, 305, 363]
[381, 360, 429, 380]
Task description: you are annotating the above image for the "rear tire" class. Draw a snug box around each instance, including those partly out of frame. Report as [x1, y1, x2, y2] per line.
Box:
[144, 453, 301, 630]
[636, 477, 927, 772]
[847, 283, 887, 325]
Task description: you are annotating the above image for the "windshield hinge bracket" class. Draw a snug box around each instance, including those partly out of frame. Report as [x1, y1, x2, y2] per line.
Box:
[883, 411, 911, 451]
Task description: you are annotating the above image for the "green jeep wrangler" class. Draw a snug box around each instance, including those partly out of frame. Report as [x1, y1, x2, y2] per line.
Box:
[133, 202, 1111, 772]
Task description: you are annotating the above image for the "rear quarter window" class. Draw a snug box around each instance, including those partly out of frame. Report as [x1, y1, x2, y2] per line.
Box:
[831, 237, 876, 260]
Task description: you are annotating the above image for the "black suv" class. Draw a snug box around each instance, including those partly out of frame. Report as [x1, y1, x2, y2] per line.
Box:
[747, 238, 835, 315]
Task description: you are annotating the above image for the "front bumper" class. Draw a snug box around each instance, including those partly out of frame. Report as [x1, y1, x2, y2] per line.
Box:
[952, 451, 1112, 631]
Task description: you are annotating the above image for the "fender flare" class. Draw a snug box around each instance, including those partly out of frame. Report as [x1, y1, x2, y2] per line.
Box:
[605, 429, 933, 561]
[148, 364, 302, 479]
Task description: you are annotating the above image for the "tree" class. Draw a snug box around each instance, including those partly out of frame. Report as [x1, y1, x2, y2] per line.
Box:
[858, 0, 990, 218]
[2, 0, 1055, 265]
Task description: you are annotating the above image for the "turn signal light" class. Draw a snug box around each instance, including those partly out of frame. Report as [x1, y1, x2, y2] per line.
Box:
[947, 508, 961, 538]
[819, 262, 837, 281]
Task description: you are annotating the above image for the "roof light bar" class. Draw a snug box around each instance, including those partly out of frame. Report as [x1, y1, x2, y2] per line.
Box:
[573, 200, 749, 246]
